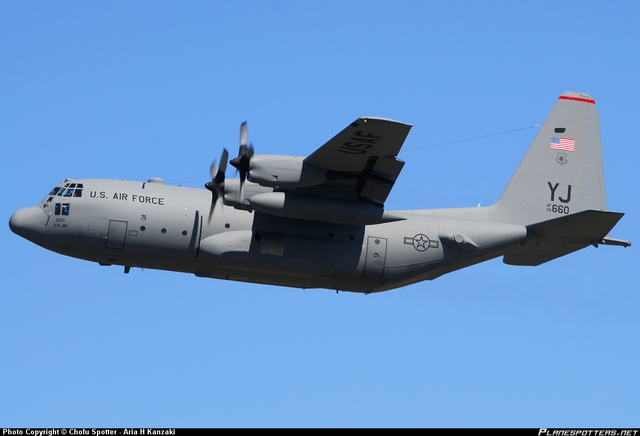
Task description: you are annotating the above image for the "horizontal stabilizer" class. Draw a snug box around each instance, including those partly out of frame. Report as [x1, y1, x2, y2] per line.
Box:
[600, 237, 632, 247]
[503, 210, 627, 266]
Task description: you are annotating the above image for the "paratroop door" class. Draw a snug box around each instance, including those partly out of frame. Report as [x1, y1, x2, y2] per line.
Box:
[363, 236, 387, 278]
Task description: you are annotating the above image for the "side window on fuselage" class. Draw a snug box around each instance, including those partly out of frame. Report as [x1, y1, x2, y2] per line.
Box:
[54, 203, 71, 216]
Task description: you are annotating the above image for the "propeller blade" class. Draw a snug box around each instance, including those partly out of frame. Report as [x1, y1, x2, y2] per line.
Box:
[239, 121, 248, 151]
[209, 161, 218, 181]
[209, 149, 228, 182]
[239, 176, 246, 205]
[231, 122, 254, 176]
[205, 148, 229, 223]
[217, 149, 228, 183]
[207, 191, 216, 224]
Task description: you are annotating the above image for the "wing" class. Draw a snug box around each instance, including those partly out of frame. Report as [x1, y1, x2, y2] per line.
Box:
[300, 117, 412, 206]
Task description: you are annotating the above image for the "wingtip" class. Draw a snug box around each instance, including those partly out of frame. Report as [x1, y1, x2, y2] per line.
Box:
[358, 116, 413, 126]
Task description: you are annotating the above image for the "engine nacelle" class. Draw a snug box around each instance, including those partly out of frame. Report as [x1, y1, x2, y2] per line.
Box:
[222, 178, 273, 211]
[248, 155, 326, 188]
[248, 191, 406, 225]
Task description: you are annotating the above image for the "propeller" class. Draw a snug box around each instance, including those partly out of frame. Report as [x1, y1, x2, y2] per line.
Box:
[230, 121, 254, 204]
[204, 148, 229, 223]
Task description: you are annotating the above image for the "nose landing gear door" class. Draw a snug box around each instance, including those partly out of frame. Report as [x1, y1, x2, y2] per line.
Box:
[106, 220, 128, 249]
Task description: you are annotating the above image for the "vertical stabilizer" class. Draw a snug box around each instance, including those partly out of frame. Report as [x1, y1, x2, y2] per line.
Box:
[492, 92, 606, 225]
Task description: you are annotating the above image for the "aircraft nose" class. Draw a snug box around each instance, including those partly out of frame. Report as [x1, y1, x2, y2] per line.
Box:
[9, 206, 48, 240]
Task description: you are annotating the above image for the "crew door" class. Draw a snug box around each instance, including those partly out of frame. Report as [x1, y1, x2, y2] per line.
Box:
[106, 220, 128, 249]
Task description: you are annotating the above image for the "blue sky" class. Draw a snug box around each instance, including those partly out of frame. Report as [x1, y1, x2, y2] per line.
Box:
[2, 0, 639, 428]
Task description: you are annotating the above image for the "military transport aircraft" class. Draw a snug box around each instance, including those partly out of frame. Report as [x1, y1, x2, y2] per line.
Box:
[9, 92, 631, 293]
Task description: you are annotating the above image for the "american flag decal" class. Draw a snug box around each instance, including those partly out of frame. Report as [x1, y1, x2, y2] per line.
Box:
[550, 137, 575, 152]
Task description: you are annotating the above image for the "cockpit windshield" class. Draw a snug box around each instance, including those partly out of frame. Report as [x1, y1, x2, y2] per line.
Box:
[48, 182, 83, 198]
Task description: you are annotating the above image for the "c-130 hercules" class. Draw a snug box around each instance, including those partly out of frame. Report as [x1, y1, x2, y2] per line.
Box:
[9, 92, 630, 293]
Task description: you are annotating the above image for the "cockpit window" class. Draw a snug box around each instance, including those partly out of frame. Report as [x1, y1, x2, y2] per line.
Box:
[50, 183, 83, 198]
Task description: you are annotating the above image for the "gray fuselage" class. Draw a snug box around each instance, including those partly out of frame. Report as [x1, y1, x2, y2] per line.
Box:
[11, 178, 527, 293]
